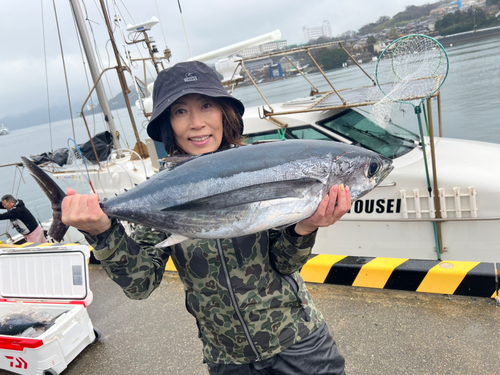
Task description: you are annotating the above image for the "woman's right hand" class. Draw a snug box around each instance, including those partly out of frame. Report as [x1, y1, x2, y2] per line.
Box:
[62, 187, 112, 235]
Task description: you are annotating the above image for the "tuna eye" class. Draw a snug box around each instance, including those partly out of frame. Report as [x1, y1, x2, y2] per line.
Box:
[368, 159, 379, 177]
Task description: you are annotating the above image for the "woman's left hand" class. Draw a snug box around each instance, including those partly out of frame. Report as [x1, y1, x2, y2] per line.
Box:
[294, 184, 352, 236]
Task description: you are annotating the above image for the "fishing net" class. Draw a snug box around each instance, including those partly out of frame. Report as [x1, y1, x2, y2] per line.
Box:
[373, 34, 449, 259]
[372, 34, 449, 128]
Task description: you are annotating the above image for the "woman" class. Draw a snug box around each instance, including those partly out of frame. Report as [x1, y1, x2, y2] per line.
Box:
[62, 61, 351, 374]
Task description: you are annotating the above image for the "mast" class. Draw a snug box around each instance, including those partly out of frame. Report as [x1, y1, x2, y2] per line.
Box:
[68, 0, 122, 151]
[98, 0, 148, 159]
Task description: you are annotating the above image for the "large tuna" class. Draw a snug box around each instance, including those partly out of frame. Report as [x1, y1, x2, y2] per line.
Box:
[22, 140, 393, 246]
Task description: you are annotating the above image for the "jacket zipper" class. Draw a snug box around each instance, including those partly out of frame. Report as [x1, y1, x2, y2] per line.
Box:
[216, 239, 262, 361]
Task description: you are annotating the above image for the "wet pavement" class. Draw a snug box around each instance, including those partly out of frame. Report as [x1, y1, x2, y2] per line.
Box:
[1, 265, 499, 375]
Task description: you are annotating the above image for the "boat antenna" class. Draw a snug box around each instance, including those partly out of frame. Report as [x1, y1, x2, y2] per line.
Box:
[375, 34, 450, 260]
[177, 0, 192, 58]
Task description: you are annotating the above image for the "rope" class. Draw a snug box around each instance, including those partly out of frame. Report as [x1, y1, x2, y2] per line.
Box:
[40, 0, 53, 159]
[14, 166, 25, 198]
[68, 138, 96, 193]
[277, 128, 286, 140]
[177, 0, 192, 57]
[51, 0, 76, 140]
[119, 0, 135, 23]
[153, 0, 168, 48]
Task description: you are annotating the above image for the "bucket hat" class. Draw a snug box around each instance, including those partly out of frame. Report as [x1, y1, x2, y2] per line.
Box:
[146, 61, 245, 152]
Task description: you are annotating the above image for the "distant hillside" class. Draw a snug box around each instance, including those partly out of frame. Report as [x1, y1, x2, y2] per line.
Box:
[358, 1, 449, 35]
[0, 87, 138, 131]
[82, 86, 140, 117]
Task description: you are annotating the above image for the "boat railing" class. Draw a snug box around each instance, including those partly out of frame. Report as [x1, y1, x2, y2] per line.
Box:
[224, 42, 444, 135]
[0, 232, 13, 242]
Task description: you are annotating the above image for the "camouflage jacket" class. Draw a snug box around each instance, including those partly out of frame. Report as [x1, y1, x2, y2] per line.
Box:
[86, 221, 325, 365]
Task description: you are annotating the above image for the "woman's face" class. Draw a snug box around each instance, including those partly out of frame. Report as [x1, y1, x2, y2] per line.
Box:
[169, 94, 224, 155]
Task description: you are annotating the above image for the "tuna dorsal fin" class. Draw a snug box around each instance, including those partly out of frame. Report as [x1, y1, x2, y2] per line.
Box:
[161, 178, 322, 212]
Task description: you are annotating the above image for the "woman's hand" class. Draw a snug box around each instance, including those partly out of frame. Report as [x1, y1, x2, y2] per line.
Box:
[62, 188, 112, 235]
[294, 184, 352, 236]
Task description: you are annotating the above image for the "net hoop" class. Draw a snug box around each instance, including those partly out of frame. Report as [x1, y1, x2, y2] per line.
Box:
[375, 34, 449, 106]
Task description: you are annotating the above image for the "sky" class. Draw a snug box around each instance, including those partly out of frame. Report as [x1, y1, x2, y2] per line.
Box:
[0, 0, 437, 119]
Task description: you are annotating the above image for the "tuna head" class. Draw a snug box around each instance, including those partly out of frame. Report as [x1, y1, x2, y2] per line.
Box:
[328, 148, 393, 200]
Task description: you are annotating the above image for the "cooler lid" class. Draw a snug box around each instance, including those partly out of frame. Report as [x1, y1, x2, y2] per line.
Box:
[0, 244, 93, 306]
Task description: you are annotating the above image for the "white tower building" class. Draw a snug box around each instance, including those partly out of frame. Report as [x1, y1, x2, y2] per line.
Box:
[303, 21, 333, 43]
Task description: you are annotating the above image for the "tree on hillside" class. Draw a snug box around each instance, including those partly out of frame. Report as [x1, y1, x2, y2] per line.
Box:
[338, 30, 357, 40]
[358, 22, 377, 35]
[311, 36, 334, 45]
[435, 7, 488, 35]
[389, 27, 399, 39]
[367, 36, 377, 53]
[377, 16, 391, 24]
[486, 0, 499, 5]
[319, 49, 348, 70]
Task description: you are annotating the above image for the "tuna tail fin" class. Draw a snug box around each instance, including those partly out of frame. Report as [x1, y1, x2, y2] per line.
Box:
[21, 157, 69, 242]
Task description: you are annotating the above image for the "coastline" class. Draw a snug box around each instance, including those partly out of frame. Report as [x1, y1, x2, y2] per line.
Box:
[436, 25, 500, 46]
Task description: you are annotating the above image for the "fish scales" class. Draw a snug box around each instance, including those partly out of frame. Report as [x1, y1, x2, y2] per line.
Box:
[108, 144, 334, 211]
[21, 140, 393, 244]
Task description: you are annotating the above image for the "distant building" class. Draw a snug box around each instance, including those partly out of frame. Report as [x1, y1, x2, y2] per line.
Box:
[374, 40, 391, 54]
[303, 21, 333, 42]
[430, 7, 447, 18]
[238, 40, 287, 59]
[462, 0, 486, 8]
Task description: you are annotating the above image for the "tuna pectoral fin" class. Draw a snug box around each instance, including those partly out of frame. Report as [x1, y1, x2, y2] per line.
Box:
[161, 178, 322, 212]
[21, 157, 69, 242]
[155, 233, 190, 248]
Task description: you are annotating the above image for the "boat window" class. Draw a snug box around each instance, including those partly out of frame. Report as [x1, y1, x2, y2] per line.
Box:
[318, 109, 419, 159]
[244, 126, 339, 145]
[244, 132, 283, 144]
[288, 127, 333, 141]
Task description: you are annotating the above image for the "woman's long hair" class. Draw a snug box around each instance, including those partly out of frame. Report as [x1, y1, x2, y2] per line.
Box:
[169, 97, 246, 155]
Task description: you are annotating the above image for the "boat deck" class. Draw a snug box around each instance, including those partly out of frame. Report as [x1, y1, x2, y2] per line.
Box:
[1, 266, 496, 375]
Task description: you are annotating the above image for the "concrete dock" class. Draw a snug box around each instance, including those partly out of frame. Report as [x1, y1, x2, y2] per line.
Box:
[1, 265, 499, 375]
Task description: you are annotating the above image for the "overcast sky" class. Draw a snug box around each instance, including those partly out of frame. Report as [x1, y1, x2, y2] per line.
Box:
[0, 0, 436, 119]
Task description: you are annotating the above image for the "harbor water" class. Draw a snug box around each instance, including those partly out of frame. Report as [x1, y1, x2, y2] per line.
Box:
[0, 36, 499, 239]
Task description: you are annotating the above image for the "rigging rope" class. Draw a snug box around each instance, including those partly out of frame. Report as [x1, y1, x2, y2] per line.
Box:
[177, 0, 192, 58]
[51, 0, 76, 140]
[153, 0, 168, 48]
[67, 138, 96, 194]
[40, 0, 53, 160]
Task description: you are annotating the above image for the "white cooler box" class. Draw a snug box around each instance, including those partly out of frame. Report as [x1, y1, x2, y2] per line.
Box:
[0, 245, 99, 375]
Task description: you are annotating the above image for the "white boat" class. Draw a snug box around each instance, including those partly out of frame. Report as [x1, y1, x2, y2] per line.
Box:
[3, 2, 500, 265]
[0, 124, 9, 135]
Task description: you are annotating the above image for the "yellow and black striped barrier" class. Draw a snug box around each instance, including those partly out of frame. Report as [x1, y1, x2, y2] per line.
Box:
[5, 243, 498, 299]
[300, 254, 499, 299]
